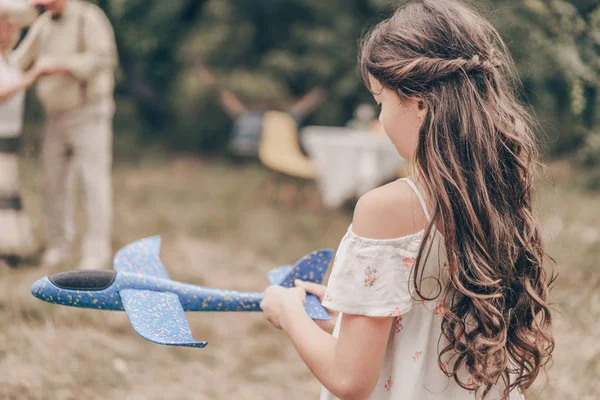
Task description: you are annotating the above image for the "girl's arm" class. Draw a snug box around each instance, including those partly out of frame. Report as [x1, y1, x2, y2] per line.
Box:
[218, 89, 247, 117]
[0, 65, 69, 103]
[262, 180, 428, 399]
[195, 59, 247, 117]
[281, 302, 392, 400]
[8, 13, 45, 72]
[0, 70, 36, 103]
[288, 87, 326, 119]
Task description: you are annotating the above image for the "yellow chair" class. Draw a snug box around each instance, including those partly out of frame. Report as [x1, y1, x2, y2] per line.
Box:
[258, 111, 318, 207]
[258, 111, 316, 179]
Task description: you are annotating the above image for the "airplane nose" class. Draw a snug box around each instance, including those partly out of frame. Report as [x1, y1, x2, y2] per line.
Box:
[48, 270, 117, 291]
[31, 276, 52, 300]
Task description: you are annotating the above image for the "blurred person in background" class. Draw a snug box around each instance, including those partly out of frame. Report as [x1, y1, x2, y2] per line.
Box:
[10, 0, 118, 270]
[0, 0, 65, 268]
[346, 103, 376, 130]
[346, 103, 386, 134]
[196, 60, 327, 160]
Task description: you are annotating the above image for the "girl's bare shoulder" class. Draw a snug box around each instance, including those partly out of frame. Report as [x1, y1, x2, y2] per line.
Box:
[352, 180, 429, 240]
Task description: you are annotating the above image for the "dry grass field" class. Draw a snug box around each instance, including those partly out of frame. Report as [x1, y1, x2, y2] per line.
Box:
[1, 154, 598, 400]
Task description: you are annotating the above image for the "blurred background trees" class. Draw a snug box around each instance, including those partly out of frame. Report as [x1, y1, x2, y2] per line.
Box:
[24, 0, 600, 175]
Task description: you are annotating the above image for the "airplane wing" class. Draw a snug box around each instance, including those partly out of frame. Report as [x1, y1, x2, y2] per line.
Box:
[120, 289, 207, 348]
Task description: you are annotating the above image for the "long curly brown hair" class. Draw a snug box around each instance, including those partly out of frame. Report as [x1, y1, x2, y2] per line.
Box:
[360, 1, 555, 398]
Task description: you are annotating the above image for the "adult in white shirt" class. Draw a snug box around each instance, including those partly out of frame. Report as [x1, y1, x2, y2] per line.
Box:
[10, 0, 118, 270]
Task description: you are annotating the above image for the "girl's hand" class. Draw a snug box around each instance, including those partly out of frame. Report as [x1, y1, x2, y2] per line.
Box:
[34, 64, 70, 78]
[294, 279, 339, 332]
[0, 20, 13, 44]
[22, 69, 38, 87]
[24, 64, 69, 87]
[260, 285, 306, 330]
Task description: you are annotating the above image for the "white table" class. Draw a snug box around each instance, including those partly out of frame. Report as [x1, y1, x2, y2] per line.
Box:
[301, 126, 406, 209]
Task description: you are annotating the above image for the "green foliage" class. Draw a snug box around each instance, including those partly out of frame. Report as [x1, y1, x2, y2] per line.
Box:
[170, 0, 394, 150]
[89, 0, 393, 151]
[84, 0, 599, 162]
[491, 0, 599, 156]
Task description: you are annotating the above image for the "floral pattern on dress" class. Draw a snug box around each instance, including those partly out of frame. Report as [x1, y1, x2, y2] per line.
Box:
[466, 377, 478, 393]
[323, 292, 332, 304]
[435, 302, 447, 317]
[403, 257, 415, 270]
[394, 316, 404, 333]
[364, 265, 377, 288]
[412, 351, 422, 361]
[445, 262, 457, 274]
[440, 362, 448, 374]
[391, 307, 403, 317]
[384, 377, 393, 391]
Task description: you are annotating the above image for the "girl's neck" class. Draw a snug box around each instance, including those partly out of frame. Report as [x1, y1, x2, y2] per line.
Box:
[405, 162, 421, 185]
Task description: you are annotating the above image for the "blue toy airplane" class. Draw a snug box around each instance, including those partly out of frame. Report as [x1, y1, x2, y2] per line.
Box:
[30, 236, 333, 348]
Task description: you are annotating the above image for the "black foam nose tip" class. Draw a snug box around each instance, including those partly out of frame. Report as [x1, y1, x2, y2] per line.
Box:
[48, 270, 117, 291]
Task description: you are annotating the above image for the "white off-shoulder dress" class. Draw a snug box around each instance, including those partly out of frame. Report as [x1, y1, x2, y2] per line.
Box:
[320, 177, 524, 400]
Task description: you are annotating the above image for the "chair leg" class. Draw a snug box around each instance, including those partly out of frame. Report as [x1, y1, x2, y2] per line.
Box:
[279, 176, 295, 208]
[295, 179, 308, 208]
[256, 172, 271, 204]
[270, 172, 283, 206]
[257, 171, 284, 206]
[262, 172, 319, 210]
[257, 174, 270, 201]
[292, 179, 303, 209]
[304, 181, 323, 211]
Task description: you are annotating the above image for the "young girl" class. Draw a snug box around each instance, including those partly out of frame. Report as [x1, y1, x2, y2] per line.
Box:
[0, 3, 39, 266]
[260, 1, 554, 399]
[0, 2, 64, 266]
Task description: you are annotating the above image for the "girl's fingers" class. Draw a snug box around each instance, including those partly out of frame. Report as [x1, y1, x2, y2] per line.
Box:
[294, 279, 326, 299]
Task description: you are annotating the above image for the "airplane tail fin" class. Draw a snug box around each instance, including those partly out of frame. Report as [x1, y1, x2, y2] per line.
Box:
[113, 236, 170, 279]
[268, 249, 334, 321]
